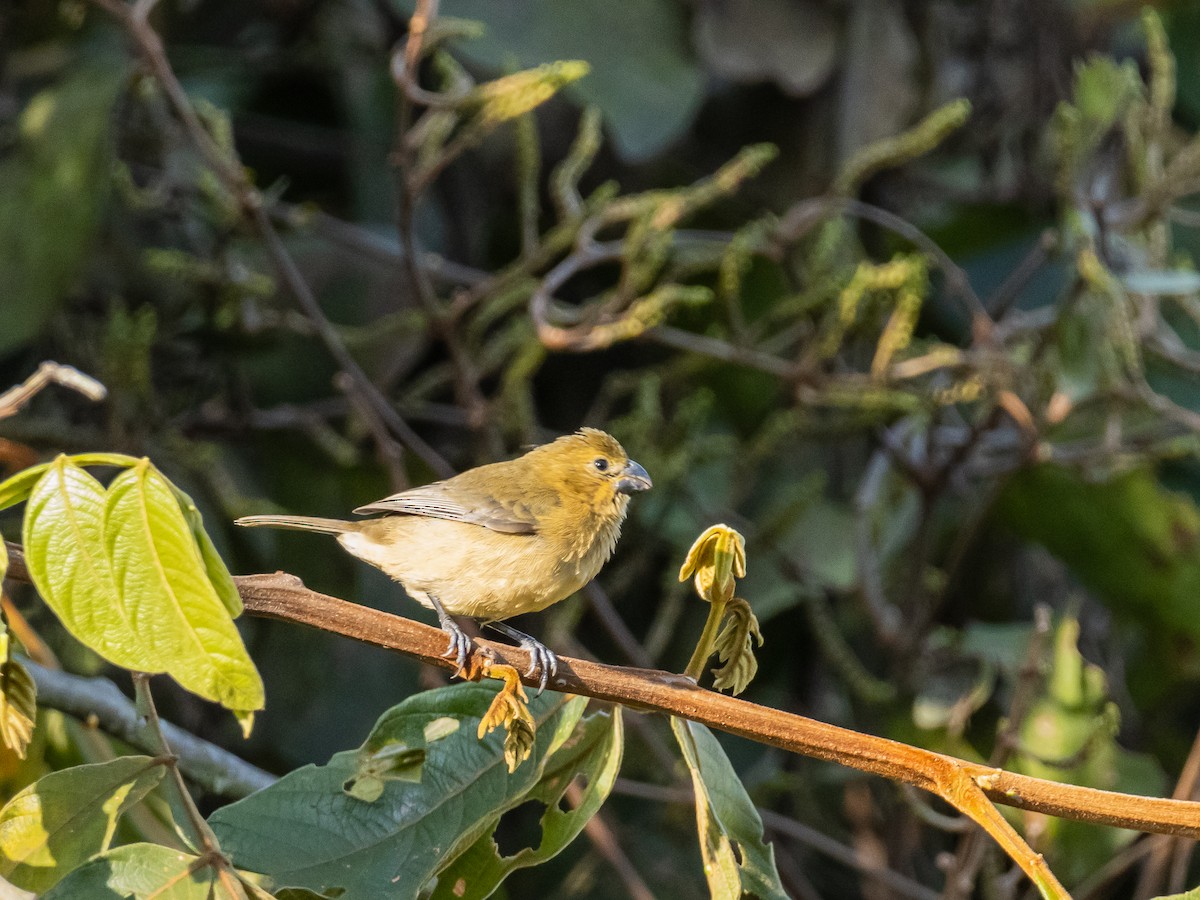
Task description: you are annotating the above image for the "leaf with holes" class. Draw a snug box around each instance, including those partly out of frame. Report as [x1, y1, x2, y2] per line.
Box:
[670, 718, 787, 900]
[0, 757, 165, 894]
[431, 706, 622, 899]
[42, 843, 245, 899]
[210, 683, 587, 899]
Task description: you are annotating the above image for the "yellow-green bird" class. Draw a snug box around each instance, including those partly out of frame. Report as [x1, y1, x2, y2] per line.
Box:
[236, 428, 651, 692]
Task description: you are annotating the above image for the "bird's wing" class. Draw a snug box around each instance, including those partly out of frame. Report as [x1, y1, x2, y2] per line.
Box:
[353, 481, 539, 534]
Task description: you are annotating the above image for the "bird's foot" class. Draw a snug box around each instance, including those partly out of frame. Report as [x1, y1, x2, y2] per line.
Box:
[427, 594, 475, 678]
[440, 620, 473, 678]
[520, 638, 558, 696]
[486, 621, 558, 695]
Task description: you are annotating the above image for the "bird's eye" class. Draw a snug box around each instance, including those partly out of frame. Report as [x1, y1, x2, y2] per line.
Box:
[593, 458, 610, 472]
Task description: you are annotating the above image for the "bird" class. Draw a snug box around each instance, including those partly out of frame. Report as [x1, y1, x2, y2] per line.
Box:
[235, 428, 651, 693]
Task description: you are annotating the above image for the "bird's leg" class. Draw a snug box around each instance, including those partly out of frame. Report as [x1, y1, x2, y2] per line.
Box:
[485, 621, 558, 695]
[427, 594, 472, 677]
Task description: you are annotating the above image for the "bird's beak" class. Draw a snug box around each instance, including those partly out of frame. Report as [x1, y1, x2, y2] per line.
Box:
[616, 459, 652, 494]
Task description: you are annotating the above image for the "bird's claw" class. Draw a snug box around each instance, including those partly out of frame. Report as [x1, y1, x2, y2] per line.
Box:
[520, 639, 558, 696]
[440, 624, 473, 678]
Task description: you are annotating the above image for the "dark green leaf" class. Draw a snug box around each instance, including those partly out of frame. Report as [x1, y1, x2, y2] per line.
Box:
[210, 684, 587, 899]
[431, 707, 622, 899]
[0, 757, 165, 893]
[670, 718, 786, 900]
[41, 843, 244, 899]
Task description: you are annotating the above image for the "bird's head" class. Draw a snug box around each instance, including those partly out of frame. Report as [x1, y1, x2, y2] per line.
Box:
[533, 427, 652, 517]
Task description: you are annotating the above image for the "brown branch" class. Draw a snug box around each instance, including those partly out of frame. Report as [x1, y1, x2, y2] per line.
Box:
[6, 541, 1200, 853]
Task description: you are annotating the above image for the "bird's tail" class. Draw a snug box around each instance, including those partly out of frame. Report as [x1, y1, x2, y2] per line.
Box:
[234, 515, 354, 535]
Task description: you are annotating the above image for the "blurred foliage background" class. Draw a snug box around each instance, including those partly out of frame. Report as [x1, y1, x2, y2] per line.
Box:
[10, 0, 1200, 896]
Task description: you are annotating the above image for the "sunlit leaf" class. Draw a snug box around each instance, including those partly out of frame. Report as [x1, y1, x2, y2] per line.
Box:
[104, 461, 264, 712]
[0, 654, 35, 762]
[679, 524, 746, 605]
[168, 483, 243, 617]
[22, 457, 263, 714]
[670, 718, 786, 900]
[22, 458, 146, 670]
[210, 684, 587, 899]
[431, 707, 622, 900]
[0, 757, 165, 893]
[0, 454, 139, 513]
[41, 842, 245, 899]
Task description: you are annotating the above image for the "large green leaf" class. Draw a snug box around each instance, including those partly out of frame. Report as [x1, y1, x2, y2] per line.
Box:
[42, 843, 245, 900]
[400, 0, 705, 161]
[103, 461, 263, 711]
[431, 706, 623, 899]
[22, 458, 146, 670]
[0, 62, 127, 356]
[210, 684, 588, 899]
[0, 757, 165, 893]
[670, 718, 786, 900]
[22, 457, 264, 713]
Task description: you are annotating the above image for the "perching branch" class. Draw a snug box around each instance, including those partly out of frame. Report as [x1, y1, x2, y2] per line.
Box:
[6, 542, 1190, 842]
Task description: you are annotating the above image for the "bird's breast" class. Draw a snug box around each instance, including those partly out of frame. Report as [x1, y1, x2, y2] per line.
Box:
[337, 515, 614, 620]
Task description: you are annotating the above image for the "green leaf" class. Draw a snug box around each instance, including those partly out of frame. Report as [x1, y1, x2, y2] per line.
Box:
[1154, 888, 1200, 900]
[0, 62, 127, 355]
[670, 718, 787, 900]
[41, 843, 244, 899]
[169, 483, 243, 617]
[710, 598, 763, 696]
[103, 461, 263, 712]
[23, 458, 148, 670]
[401, 0, 705, 161]
[22, 457, 263, 713]
[0, 757, 165, 893]
[0, 454, 141, 513]
[431, 706, 623, 900]
[210, 684, 588, 899]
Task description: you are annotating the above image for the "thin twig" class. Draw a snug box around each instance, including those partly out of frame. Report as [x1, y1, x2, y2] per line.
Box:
[1133, 724, 1200, 899]
[22, 661, 274, 798]
[567, 781, 655, 900]
[89, 0, 453, 479]
[0, 362, 107, 421]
